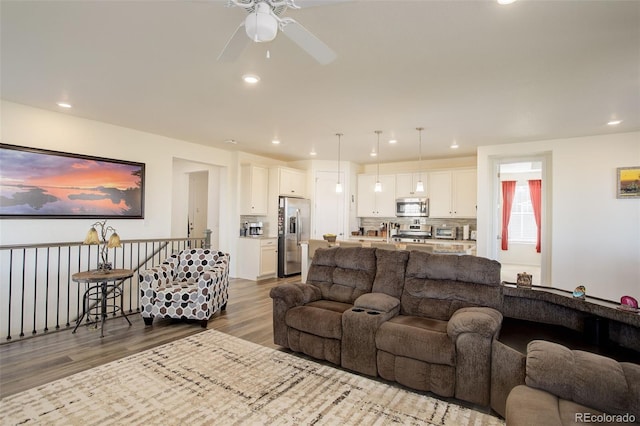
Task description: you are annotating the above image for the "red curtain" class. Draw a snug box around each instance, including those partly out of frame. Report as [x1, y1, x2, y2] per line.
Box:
[501, 180, 516, 250]
[528, 179, 542, 253]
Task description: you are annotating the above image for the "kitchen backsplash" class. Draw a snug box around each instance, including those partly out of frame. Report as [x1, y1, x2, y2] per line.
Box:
[240, 215, 270, 237]
[358, 217, 476, 239]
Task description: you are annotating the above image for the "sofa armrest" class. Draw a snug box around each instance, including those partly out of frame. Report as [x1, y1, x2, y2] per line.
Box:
[270, 282, 321, 307]
[447, 307, 503, 339]
[139, 265, 173, 291]
[270, 282, 321, 347]
[448, 307, 503, 406]
[353, 293, 400, 313]
[525, 340, 640, 418]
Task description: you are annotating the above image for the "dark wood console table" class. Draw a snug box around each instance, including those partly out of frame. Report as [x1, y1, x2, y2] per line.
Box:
[71, 269, 133, 338]
[501, 282, 639, 352]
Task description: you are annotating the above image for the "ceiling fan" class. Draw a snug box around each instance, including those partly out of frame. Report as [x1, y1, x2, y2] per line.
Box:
[217, 0, 337, 65]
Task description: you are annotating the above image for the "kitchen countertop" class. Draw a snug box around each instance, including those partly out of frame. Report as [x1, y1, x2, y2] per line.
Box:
[349, 236, 476, 245]
[238, 235, 277, 240]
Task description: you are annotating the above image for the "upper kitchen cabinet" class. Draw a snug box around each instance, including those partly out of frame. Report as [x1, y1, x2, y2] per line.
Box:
[272, 167, 307, 197]
[396, 172, 428, 198]
[428, 169, 477, 218]
[357, 174, 396, 217]
[240, 164, 269, 215]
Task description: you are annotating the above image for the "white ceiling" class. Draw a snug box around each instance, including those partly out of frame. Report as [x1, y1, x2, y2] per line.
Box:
[1, 0, 638, 165]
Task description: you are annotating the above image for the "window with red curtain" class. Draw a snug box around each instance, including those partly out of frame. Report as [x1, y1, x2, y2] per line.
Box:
[501, 180, 516, 250]
[528, 179, 542, 253]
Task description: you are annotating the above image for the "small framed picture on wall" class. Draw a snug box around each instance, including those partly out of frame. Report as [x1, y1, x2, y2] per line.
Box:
[616, 166, 640, 199]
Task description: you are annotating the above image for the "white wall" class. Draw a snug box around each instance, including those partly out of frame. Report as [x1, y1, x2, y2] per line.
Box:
[478, 132, 640, 299]
[0, 101, 242, 271]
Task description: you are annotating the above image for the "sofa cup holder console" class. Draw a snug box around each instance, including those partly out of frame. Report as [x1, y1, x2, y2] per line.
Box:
[351, 308, 381, 315]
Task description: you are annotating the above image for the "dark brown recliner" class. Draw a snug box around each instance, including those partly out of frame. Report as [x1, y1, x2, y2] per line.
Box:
[269, 246, 377, 365]
[374, 251, 503, 406]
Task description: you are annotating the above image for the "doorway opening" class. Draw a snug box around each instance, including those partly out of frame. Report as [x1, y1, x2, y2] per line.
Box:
[493, 156, 551, 285]
[171, 159, 222, 250]
[313, 170, 346, 239]
[188, 171, 209, 243]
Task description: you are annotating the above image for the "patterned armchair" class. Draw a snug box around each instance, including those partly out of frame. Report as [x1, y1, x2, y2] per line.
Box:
[139, 249, 230, 327]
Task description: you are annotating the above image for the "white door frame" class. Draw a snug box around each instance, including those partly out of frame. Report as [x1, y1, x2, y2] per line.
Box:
[490, 153, 552, 285]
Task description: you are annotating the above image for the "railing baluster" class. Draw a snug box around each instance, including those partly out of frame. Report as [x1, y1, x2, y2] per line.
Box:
[66, 246, 71, 328]
[56, 246, 61, 330]
[20, 248, 26, 337]
[7, 249, 13, 340]
[44, 247, 50, 333]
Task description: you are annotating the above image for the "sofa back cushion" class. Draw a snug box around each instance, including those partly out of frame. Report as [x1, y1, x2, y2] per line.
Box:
[402, 252, 501, 320]
[525, 340, 640, 418]
[174, 249, 228, 283]
[372, 249, 409, 299]
[307, 246, 377, 304]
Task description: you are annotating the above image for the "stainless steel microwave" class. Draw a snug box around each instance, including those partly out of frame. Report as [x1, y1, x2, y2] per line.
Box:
[396, 198, 429, 217]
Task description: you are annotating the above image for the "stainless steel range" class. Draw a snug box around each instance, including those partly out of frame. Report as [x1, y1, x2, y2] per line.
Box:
[391, 224, 432, 244]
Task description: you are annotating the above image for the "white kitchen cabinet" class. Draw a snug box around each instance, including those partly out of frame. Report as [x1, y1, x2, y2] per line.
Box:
[357, 174, 396, 217]
[259, 238, 278, 277]
[236, 237, 277, 280]
[395, 172, 427, 198]
[274, 167, 307, 197]
[428, 169, 477, 218]
[240, 165, 268, 215]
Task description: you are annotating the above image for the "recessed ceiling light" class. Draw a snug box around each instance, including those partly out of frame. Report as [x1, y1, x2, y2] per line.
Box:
[242, 74, 260, 84]
[389, 139, 397, 144]
[497, 0, 516, 4]
[56, 102, 72, 108]
[607, 120, 622, 126]
[272, 139, 280, 145]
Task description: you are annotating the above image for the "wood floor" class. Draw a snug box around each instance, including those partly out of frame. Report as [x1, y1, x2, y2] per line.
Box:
[0, 276, 290, 398]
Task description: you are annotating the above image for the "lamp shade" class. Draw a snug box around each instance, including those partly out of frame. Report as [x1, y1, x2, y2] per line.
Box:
[415, 180, 425, 193]
[107, 232, 122, 248]
[83, 227, 100, 245]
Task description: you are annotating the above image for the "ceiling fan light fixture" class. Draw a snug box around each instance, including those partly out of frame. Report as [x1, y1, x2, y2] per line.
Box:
[416, 127, 425, 193]
[245, 3, 278, 43]
[336, 133, 343, 193]
[374, 130, 383, 193]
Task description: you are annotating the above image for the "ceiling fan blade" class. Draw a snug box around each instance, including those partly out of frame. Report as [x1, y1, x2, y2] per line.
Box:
[293, 0, 351, 8]
[217, 22, 249, 62]
[281, 20, 336, 65]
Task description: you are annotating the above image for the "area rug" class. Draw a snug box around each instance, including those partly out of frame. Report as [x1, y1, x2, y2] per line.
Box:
[1, 330, 504, 425]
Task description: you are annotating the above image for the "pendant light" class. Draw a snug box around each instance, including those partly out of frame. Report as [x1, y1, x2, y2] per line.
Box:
[415, 127, 425, 193]
[374, 130, 382, 192]
[335, 133, 343, 193]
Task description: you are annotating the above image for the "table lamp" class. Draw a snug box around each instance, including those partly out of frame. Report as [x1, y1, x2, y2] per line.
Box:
[83, 219, 121, 272]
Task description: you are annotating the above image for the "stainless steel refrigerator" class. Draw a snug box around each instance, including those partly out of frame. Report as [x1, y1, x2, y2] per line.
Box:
[278, 196, 311, 277]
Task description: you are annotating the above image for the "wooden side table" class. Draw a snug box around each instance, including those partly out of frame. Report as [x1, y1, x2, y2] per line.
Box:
[71, 268, 134, 338]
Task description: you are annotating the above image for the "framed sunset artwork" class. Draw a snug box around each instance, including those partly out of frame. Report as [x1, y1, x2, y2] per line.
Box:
[617, 166, 640, 199]
[0, 144, 144, 218]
